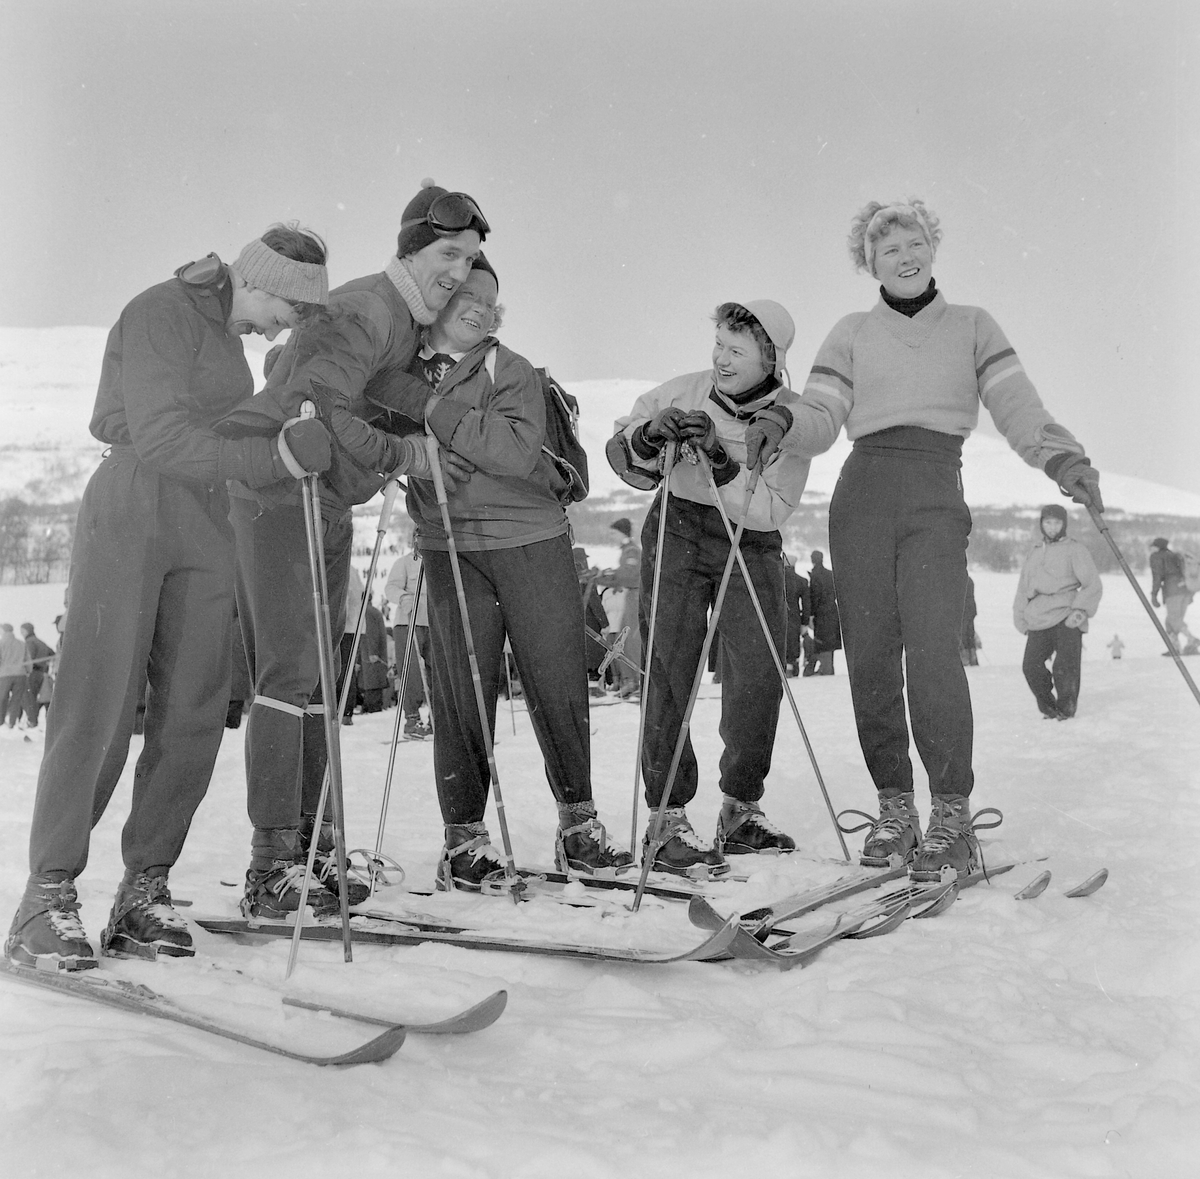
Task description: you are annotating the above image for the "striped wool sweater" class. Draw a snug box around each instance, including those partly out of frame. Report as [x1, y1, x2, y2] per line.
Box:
[787, 292, 1085, 470]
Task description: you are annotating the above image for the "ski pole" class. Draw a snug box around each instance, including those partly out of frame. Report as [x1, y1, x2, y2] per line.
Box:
[286, 405, 354, 976]
[699, 454, 850, 860]
[372, 548, 425, 896]
[629, 442, 678, 854]
[1086, 503, 1200, 708]
[503, 640, 517, 735]
[426, 432, 525, 903]
[632, 464, 758, 912]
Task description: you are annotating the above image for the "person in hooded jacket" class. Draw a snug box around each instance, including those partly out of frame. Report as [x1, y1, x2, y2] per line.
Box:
[6, 224, 333, 971]
[227, 181, 483, 918]
[607, 300, 807, 876]
[397, 255, 633, 890]
[1013, 505, 1102, 718]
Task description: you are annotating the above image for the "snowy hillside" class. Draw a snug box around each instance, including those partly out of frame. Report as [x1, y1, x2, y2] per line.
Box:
[0, 573, 1197, 1177]
[3, 328, 1199, 518]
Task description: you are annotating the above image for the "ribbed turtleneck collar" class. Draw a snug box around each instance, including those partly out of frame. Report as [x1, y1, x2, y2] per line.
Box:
[881, 278, 938, 318]
[384, 256, 438, 326]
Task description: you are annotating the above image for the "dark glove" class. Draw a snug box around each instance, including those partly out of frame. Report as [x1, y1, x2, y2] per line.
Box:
[278, 418, 333, 477]
[644, 406, 690, 445]
[744, 405, 793, 469]
[438, 448, 475, 494]
[1044, 452, 1104, 513]
[679, 410, 722, 457]
[263, 344, 285, 380]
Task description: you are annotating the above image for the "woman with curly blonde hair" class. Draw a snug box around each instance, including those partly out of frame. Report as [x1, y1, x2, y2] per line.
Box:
[791, 198, 1103, 880]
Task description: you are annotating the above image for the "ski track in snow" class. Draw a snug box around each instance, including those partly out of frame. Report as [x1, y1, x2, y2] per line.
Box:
[1, 583, 1199, 1177]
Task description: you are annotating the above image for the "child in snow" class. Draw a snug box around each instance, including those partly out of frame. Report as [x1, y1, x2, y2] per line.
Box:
[1107, 635, 1124, 660]
[1013, 505, 1103, 719]
[786, 198, 1103, 880]
[6, 225, 332, 971]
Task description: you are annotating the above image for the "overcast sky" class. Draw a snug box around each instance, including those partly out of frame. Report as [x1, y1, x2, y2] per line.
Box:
[3, 0, 1197, 494]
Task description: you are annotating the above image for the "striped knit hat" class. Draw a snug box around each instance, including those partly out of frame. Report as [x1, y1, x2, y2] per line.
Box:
[233, 238, 328, 304]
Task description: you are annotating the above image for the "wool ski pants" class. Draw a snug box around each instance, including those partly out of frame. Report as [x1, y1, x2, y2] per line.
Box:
[29, 453, 234, 876]
[422, 534, 591, 826]
[392, 623, 431, 717]
[828, 428, 974, 800]
[638, 495, 786, 810]
[1022, 622, 1083, 717]
[230, 496, 352, 831]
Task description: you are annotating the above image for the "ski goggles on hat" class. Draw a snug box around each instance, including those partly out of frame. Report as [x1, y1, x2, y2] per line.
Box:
[403, 192, 491, 240]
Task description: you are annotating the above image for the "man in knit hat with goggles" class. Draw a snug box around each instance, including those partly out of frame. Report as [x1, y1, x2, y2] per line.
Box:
[226, 180, 491, 920]
[607, 300, 809, 876]
[7, 224, 333, 971]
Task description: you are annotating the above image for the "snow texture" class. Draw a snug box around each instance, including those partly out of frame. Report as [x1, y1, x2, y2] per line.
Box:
[1, 572, 1197, 1178]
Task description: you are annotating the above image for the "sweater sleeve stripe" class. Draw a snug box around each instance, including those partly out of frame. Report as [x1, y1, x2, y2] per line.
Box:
[804, 379, 852, 408]
[980, 362, 1025, 396]
[975, 347, 1016, 379]
[810, 364, 853, 391]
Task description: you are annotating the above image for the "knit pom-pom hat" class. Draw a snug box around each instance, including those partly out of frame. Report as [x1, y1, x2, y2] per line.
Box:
[397, 179, 448, 258]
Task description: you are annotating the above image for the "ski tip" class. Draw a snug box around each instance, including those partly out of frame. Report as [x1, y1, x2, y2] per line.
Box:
[1013, 870, 1052, 900]
[326, 1025, 407, 1066]
[1064, 868, 1109, 898]
[686, 895, 727, 931]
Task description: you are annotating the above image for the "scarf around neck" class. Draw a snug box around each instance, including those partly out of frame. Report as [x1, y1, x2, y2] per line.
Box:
[384, 256, 438, 326]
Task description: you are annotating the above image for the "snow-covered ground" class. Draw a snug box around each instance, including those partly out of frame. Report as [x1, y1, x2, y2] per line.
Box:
[0, 573, 1197, 1178]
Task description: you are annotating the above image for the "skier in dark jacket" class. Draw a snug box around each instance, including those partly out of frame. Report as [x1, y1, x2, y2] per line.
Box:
[782, 555, 810, 675]
[227, 181, 482, 918]
[19, 624, 55, 728]
[1149, 538, 1197, 654]
[398, 255, 633, 889]
[805, 551, 841, 675]
[7, 224, 333, 971]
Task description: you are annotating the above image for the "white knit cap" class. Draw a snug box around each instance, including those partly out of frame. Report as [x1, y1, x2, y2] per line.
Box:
[739, 300, 795, 378]
[233, 238, 329, 305]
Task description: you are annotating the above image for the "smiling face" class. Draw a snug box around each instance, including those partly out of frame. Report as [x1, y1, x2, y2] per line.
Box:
[430, 269, 498, 353]
[406, 229, 482, 311]
[227, 284, 303, 340]
[711, 324, 770, 398]
[871, 222, 934, 299]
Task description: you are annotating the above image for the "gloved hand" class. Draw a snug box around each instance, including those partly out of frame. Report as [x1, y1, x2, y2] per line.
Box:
[679, 410, 722, 457]
[263, 344, 284, 380]
[1151, 594, 1160, 608]
[277, 418, 332, 477]
[388, 435, 475, 494]
[1064, 609, 1087, 629]
[744, 405, 793, 469]
[1044, 452, 1104, 513]
[644, 406, 690, 445]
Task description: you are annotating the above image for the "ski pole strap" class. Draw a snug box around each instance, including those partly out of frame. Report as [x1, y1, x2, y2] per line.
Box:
[276, 417, 311, 481]
[253, 694, 307, 718]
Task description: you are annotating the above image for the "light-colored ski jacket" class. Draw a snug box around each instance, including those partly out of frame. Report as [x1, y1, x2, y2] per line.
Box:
[1013, 535, 1102, 634]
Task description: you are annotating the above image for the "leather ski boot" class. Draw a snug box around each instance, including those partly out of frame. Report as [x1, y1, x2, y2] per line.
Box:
[101, 868, 193, 959]
[241, 828, 313, 919]
[642, 807, 728, 879]
[716, 797, 796, 855]
[438, 822, 507, 892]
[860, 791, 922, 867]
[5, 872, 96, 971]
[299, 814, 371, 907]
[555, 801, 634, 876]
[909, 795, 980, 882]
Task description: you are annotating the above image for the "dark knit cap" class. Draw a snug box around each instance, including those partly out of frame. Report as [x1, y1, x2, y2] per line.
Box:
[611, 518, 632, 537]
[471, 251, 498, 291]
[1152, 537, 1170, 549]
[397, 180, 448, 258]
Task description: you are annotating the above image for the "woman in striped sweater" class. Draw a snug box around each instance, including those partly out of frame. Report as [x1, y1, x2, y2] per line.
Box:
[791, 199, 1103, 880]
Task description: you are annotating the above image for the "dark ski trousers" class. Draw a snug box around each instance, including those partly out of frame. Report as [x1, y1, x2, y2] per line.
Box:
[1022, 622, 1082, 716]
[29, 452, 234, 876]
[230, 496, 352, 831]
[828, 428, 974, 800]
[638, 494, 785, 810]
[422, 534, 591, 826]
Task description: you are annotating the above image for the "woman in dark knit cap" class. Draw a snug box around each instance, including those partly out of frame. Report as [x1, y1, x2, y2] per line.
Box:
[402, 253, 633, 889]
[230, 180, 485, 919]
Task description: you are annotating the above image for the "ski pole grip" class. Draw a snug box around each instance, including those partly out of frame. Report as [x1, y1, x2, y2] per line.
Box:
[424, 431, 449, 507]
[379, 479, 401, 528]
